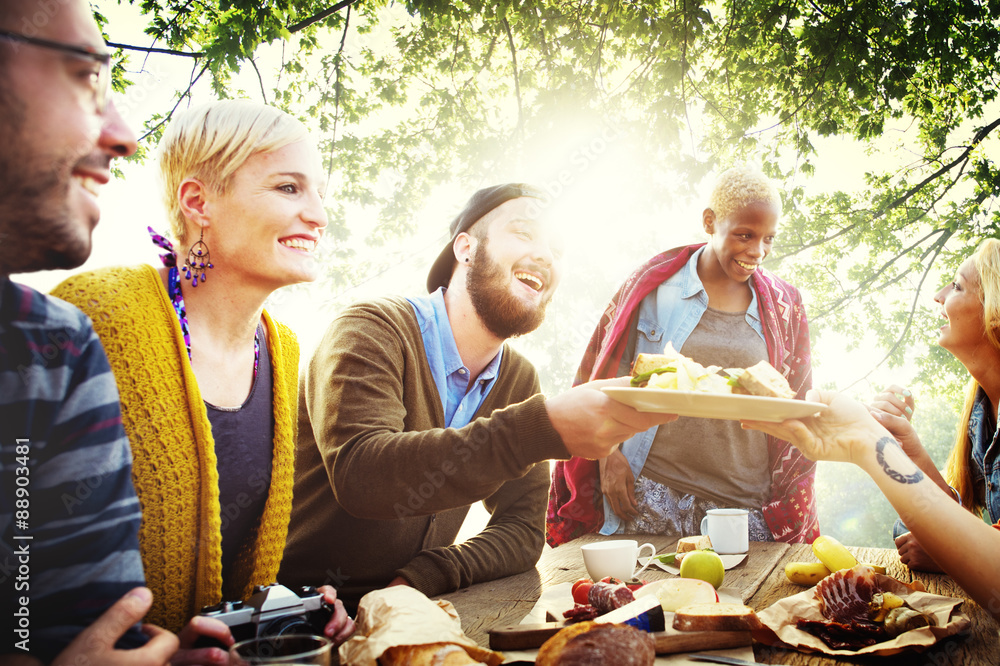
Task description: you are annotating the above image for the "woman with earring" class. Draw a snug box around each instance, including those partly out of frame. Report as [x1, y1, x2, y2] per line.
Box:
[53, 100, 354, 663]
[547, 165, 819, 547]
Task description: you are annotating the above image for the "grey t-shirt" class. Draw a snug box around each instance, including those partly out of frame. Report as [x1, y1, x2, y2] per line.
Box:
[641, 306, 770, 508]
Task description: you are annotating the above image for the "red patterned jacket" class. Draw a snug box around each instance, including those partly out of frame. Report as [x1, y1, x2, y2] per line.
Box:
[546, 244, 819, 546]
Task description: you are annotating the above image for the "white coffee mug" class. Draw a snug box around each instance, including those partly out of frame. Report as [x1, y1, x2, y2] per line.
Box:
[699, 508, 749, 555]
[580, 539, 656, 581]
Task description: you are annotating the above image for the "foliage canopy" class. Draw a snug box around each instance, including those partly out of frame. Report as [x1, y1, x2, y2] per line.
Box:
[103, 0, 1000, 393]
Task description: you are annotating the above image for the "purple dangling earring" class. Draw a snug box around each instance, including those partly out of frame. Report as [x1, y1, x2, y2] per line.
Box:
[183, 228, 213, 287]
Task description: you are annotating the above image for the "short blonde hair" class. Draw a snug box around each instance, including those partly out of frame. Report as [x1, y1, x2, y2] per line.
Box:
[707, 165, 782, 223]
[159, 100, 310, 244]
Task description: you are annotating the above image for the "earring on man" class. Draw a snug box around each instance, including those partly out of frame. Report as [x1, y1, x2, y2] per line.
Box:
[183, 228, 213, 287]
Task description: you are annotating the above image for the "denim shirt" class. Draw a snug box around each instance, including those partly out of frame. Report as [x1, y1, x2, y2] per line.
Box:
[600, 247, 764, 535]
[407, 288, 502, 429]
[969, 387, 1000, 524]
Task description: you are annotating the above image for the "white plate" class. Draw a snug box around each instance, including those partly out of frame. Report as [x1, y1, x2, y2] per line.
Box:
[602, 387, 826, 423]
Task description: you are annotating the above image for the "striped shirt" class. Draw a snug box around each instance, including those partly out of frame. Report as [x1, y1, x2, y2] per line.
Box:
[0, 278, 146, 663]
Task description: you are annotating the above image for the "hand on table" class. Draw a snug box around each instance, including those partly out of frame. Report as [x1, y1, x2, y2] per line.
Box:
[546, 377, 677, 460]
[895, 531, 944, 573]
[316, 585, 355, 646]
[600, 448, 638, 521]
[53, 587, 178, 666]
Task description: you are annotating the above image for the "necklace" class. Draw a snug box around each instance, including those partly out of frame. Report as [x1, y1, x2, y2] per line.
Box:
[148, 226, 260, 379]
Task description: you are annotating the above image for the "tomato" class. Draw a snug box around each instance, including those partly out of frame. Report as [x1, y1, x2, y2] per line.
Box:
[571, 578, 593, 605]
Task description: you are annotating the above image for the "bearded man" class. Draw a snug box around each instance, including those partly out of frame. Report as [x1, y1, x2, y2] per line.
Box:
[280, 184, 675, 607]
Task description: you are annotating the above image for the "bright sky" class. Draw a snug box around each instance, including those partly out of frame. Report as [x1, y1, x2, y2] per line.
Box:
[17, 1, 929, 401]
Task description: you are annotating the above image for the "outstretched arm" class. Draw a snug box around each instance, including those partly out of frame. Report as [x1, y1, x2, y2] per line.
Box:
[744, 391, 1000, 622]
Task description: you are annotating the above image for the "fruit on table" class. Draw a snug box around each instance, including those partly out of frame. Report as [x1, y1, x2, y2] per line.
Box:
[571, 578, 594, 605]
[812, 535, 859, 572]
[679, 550, 725, 589]
[785, 561, 832, 586]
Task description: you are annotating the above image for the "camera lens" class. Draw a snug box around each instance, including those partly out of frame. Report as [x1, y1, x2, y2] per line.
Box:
[260, 615, 313, 637]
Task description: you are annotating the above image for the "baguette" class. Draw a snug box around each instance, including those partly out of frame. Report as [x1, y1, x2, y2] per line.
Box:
[672, 603, 763, 632]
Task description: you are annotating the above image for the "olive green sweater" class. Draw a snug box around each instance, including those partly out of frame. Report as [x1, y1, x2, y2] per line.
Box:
[279, 297, 568, 603]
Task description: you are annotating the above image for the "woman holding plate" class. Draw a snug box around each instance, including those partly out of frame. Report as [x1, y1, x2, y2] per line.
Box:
[547, 165, 818, 547]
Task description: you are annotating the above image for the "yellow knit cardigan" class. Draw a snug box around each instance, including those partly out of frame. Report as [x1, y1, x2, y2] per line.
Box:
[52, 264, 298, 632]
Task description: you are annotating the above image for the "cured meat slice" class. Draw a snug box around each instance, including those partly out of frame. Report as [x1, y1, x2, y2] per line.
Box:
[814, 564, 880, 626]
[587, 582, 635, 614]
[796, 619, 884, 650]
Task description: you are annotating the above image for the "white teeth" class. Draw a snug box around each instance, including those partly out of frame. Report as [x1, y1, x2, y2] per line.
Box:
[280, 238, 316, 252]
[73, 175, 100, 197]
[514, 272, 543, 291]
[736, 260, 757, 271]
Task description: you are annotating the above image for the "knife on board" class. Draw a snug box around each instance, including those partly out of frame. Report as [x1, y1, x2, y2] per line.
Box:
[488, 595, 753, 654]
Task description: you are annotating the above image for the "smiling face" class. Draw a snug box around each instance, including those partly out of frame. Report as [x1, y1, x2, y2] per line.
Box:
[703, 200, 779, 283]
[199, 140, 328, 292]
[464, 197, 563, 339]
[933, 258, 989, 361]
[0, 0, 137, 275]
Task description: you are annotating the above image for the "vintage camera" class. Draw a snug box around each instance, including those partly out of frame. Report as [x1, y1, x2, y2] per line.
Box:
[198, 583, 333, 643]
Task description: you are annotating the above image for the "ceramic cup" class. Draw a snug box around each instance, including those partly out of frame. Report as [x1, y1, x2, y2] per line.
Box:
[580, 539, 656, 581]
[228, 634, 332, 665]
[699, 508, 749, 554]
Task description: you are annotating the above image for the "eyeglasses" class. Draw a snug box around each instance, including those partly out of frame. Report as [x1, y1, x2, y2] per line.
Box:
[0, 29, 112, 113]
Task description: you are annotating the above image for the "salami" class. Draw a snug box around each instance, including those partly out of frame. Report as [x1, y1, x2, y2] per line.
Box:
[587, 581, 634, 613]
[562, 603, 600, 622]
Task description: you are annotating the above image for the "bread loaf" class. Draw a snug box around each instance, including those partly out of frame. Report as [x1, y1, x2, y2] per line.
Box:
[380, 642, 486, 665]
[536, 621, 654, 666]
[672, 603, 763, 632]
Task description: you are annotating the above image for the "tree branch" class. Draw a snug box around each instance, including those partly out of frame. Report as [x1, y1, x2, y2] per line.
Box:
[106, 42, 202, 57]
[500, 16, 524, 136]
[324, 6, 352, 195]
[138, 60, 209, 143]
[288, 0, 359, 33]
[249, 57, 268, 104]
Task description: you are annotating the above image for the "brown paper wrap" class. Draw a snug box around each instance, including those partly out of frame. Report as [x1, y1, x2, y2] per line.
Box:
[755, 572, 971, 656]
[338, 587, 504, 666]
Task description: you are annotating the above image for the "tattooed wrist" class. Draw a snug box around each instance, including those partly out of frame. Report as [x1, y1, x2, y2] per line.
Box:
[876, 436, 924, 484]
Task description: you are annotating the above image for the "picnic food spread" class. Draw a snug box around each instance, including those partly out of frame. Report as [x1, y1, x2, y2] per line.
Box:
[630, 342, 795, 398]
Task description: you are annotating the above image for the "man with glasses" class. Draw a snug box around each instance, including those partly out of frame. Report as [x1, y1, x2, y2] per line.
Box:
[1, 1, 177, 664]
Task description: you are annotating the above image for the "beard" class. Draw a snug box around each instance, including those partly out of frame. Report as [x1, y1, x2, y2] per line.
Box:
[0, 79, 93, 275]
[466, 237, 551, 339]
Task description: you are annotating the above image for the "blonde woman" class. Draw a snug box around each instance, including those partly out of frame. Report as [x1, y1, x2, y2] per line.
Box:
[869, 238, 1000, 572]
[53, 100, 353, 663]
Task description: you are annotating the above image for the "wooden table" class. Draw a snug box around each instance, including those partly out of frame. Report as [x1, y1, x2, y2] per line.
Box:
[438, 534, 1000, 665]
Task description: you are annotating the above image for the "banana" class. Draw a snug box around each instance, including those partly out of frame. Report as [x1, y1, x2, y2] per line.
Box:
[785, 561, 831, 586]
[812, 535, 859, 572]
[861, 562, 887, 575]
